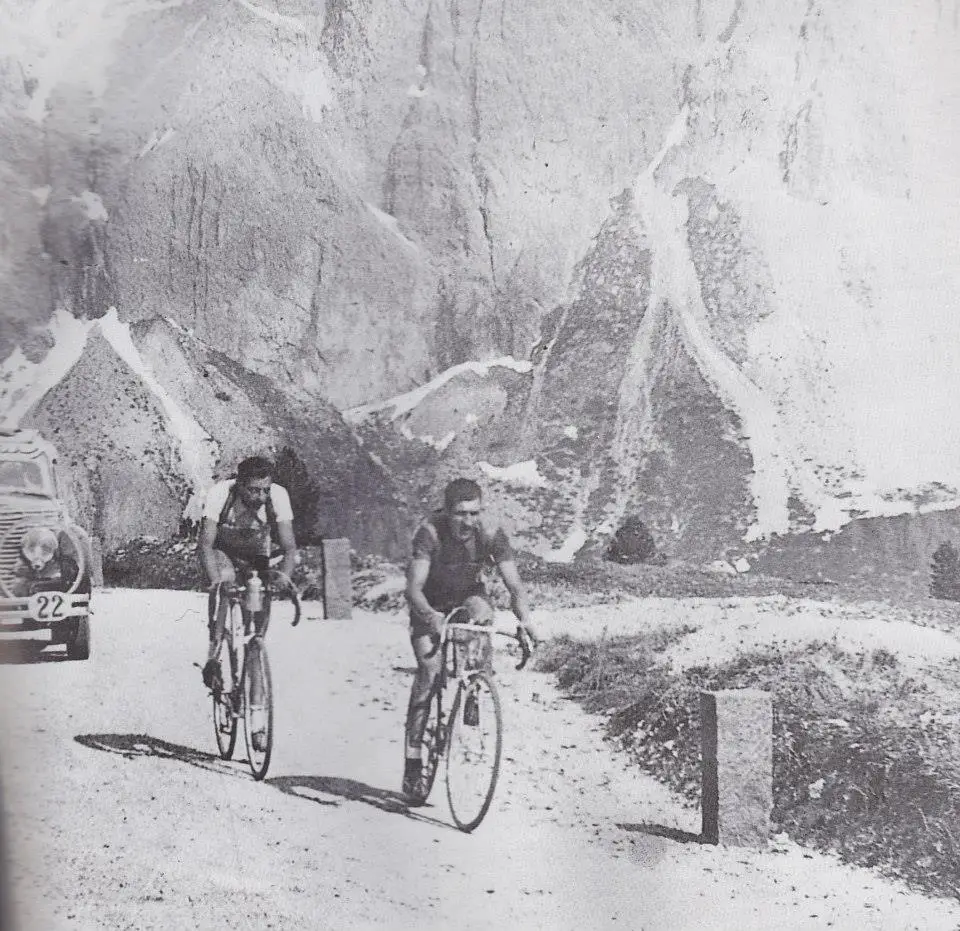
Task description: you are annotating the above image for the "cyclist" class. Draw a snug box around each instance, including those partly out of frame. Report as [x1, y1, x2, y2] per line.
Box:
[198, 456, 297, 750]
[402, 477, 538, 802]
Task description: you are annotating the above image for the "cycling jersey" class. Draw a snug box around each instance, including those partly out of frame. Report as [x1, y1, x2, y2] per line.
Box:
[410, 511, 512, 619]
[202, 480, 293, 562]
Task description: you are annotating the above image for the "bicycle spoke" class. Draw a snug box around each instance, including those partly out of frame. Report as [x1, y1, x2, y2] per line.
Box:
[212, 620, 238, 760]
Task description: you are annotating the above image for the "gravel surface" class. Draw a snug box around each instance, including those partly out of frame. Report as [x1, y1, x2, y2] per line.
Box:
[2, 589, 959, 930]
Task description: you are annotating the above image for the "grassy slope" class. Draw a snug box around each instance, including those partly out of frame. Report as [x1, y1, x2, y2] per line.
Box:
[530, 557, 960, 903]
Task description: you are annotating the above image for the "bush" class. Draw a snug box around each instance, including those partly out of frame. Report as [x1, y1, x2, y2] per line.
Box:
[605, 514, 658, 564]
[931, 541, 960, 600]
[103, 538, 202, 590]
[538, 633, 960, 901]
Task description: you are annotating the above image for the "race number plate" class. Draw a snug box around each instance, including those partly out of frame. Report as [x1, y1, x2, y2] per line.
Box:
[27, 592, 69, 621]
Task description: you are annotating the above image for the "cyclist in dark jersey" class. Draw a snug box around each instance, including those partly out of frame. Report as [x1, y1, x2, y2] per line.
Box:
[198, 456, 297, 749]
[402, 477, 538, 802]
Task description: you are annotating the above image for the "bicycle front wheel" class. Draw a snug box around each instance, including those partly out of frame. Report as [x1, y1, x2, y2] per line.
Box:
[242, 641, 274, 780]
[419, 688, 445, 801]
[212, 624, 238, 760]
[445, 672, 502, 832]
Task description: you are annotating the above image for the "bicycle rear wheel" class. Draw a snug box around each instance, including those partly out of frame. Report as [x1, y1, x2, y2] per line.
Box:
[242, 641, 274, 780]
[445, 672, 502, 832]
[212, 622, 238, 760]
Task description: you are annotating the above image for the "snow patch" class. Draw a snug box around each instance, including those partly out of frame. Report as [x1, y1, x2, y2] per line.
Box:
[287, 67, 336, 122]
[365, 203, 419, 252]
[478, 460, 549, 489]
[540, 525, 589, 563]
[406, 84, 428, 98]
[30, 186, 50, 206]
[233, 0, 307, 33]
[634, 106, 845, 540]
[99, 308, 218, 489]
[0, 310, 96, 428]
[9, 0, 188, 123]
[138, 128, 176, 159]
[398, 424, 456, 452]
[75, 191, 108, 222]
[162, 316, 194, 338]
[343, 357, 533, 423]
[563, 425, 579, 440]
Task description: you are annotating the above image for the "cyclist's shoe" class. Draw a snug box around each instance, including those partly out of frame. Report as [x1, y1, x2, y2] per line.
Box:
[402, 758, 427, 805]
[251, 729, 268, 753]
[463, 690, 480, 727]
[202, 659, 222, 692]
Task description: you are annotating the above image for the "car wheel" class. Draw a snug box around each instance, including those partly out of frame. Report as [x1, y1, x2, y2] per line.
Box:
[66, 616, 90, 661]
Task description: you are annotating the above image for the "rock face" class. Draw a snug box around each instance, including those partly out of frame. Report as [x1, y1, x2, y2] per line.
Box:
[2, 0, 960, 570]
[27, 315, 409, 556]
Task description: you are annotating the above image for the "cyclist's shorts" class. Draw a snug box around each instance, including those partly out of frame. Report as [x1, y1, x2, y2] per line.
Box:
[207, 549, 269, 584]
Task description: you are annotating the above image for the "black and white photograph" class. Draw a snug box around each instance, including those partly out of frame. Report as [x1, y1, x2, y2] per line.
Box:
[1, 1, 960, 928]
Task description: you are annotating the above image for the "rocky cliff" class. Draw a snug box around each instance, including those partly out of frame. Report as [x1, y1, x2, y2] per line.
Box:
[2, 0, 960, 576]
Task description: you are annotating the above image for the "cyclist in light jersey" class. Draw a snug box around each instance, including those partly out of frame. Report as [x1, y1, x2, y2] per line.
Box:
[198, 456, 297, 749]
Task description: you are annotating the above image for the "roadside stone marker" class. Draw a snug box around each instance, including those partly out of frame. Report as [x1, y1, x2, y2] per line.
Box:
[700, 689, 772, 846]
[321, 538, 353, 620]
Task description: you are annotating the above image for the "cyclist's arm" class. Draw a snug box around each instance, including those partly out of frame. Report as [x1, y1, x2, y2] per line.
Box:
[198, 518, 222, 586]
[275, 520, 297, 580]
[496, 558, 539, 643]
[406, 556, 443, 633]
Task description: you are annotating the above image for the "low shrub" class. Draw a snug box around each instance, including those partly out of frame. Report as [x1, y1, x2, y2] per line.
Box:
[537, 633, 960, 900]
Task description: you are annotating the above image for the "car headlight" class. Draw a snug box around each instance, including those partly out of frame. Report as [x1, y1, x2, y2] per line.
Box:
[20, 528, 60, 571]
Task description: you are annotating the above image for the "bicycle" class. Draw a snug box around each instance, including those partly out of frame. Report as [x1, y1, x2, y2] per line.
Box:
[209, 568, 301, 780]
[416, 606, 533, 832]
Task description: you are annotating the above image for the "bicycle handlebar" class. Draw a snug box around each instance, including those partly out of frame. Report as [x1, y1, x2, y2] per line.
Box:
[208, 570, 303, 627]
[264, 569, 302, 627]
[444, 616, 534, 672]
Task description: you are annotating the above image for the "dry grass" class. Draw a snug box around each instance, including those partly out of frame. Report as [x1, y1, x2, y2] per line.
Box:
[537, 633, 960, 901]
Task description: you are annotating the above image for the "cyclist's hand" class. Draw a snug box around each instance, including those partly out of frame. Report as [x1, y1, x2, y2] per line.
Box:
[520, 619, 540, 648]
[428, 610, 446, 636]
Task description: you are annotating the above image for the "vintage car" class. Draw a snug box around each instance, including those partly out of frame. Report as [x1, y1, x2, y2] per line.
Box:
[0, 427, 96, 659]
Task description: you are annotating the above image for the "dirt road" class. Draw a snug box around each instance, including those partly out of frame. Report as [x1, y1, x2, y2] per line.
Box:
[2, 590, 959, 930]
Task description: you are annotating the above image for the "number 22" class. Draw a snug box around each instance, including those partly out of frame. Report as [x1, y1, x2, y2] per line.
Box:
[35, 594, 65, 620]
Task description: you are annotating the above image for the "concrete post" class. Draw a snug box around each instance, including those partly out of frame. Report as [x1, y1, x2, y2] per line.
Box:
[700, 689, 772, 846]
[321, 538, 352, 620]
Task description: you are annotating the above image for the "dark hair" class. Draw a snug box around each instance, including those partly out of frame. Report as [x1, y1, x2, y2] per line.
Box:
[236, 456, 273, 482]
[444, 477, 482, 509]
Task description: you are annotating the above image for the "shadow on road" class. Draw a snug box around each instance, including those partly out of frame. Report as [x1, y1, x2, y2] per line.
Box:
[269, 775, 454, 830]
[0, 642, 71, 665]
[75, 736, 456, 829]
[75, 733, 246, 779]
[617, 822, 703, 844]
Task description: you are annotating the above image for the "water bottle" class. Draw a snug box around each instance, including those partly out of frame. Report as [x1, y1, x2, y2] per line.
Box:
[246, 572, 264, 614]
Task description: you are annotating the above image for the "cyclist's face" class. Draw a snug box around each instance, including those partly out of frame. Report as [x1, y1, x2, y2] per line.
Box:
[448, 498, 482, 540]
[238, 476, 271, 510]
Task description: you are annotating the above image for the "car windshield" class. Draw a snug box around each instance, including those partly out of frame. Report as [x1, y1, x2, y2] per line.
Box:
[0, 460, 50, 494]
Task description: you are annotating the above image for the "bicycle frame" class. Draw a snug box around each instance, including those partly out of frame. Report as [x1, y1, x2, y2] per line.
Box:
[436, 606, 532, 686]
[208, 569, 301, 779]
[420, 607, 530, 831]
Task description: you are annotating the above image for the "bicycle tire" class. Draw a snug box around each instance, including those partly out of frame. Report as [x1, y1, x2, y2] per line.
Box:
[212, 615, 239, 760]
[242, 641, 274, 780]
[418, 688, 445, 801]
[445, 672, 502, 832]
